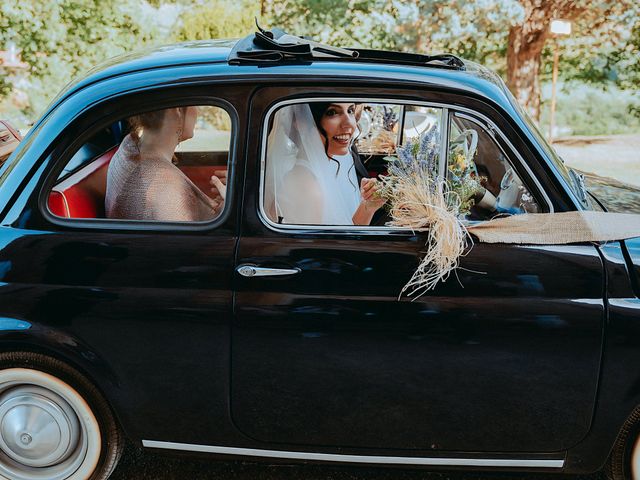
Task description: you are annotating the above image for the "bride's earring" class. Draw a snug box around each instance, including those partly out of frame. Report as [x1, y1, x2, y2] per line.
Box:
[175, 109, 183, 143]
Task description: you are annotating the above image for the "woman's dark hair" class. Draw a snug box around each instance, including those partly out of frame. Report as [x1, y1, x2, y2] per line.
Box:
[127, 107, 186, 164]
[128, 107, 187, 141]
[309, 102, 336, 172]
[128, 110, 166, 141]
[309, 102, 330, 132]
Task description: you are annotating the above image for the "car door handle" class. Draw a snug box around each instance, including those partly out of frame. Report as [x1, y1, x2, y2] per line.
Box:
[236, 264, 301, 278]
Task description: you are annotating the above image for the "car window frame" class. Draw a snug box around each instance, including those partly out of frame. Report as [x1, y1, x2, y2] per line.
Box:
[447, 110, 552, 214]
[257, 96, 553, 234]
[38, 94, 239, 232]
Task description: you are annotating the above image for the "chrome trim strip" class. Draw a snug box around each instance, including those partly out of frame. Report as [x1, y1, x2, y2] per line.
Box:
[438, 107, 449, 180]
[257, 96, 554, 235]
[142, 440, 564, 468]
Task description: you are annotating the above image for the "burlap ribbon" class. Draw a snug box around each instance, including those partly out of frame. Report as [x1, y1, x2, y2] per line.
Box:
[467, 211, 640, 244]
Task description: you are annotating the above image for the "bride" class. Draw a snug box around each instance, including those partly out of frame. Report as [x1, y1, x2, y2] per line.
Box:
[264, 102, 385, 225]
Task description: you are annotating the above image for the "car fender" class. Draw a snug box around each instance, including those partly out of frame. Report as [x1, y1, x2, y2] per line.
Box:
[0, 317, 128, 435]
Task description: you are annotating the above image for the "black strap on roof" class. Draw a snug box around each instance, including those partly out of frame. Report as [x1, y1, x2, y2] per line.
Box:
[228, 24, 465, 71]
[351, 48, 465, 70]
[229, 25, 358, 64]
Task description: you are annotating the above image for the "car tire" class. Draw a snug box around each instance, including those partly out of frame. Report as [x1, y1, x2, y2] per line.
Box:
[0, 351, 123, 480]
[605, 406, 640, 480]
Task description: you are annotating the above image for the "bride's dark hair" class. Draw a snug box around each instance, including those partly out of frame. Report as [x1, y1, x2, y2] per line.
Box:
[309, 102, 359, 185]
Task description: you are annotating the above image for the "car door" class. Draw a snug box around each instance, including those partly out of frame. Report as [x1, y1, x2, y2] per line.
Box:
[0, 86, 246, 446]
[231, 87, 604, 454]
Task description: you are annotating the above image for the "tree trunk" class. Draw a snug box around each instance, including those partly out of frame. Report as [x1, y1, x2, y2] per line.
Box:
[506, 1, 553, 121]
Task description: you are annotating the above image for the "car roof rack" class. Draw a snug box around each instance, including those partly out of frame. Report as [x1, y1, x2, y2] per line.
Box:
[228, 24, 466, 71]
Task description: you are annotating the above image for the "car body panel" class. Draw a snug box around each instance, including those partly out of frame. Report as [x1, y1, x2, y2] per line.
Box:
[623, 237, 640, 298]
[230, 86, 604, 454]
[233, 232, 604, 452]
[0, 223, 241, 444]
[563, 241, 640, 472]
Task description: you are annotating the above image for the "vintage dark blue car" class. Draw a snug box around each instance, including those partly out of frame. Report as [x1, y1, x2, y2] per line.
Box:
[0, 30, 639, 480]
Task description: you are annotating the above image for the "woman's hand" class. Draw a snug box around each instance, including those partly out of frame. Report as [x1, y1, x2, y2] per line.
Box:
[210, 170, 227, 199]
[360, 177, 386, 212]
[353, 177, 386, 225]
[210, 169, 227, 215]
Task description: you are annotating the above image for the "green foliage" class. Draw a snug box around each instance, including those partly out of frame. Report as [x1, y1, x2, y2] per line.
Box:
[172, 0, 259, 130]
[268, 0, 640, 93]
[0, 76, 10, 98]
[537, 3, 639, 88]
[173, 0, 259, 41]
[615, 19, 640, 93]
[0, 0, 162, 122]
[540, 84, 640, 136]
[266, 0, 522, 75]
[265, 0, 389, 48]
[266, 0, 521, 72]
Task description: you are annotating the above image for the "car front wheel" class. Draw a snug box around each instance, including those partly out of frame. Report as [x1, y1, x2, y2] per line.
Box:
[0, 352, 122, 480]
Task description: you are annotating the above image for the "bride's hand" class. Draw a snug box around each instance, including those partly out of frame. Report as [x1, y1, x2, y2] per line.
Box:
[360, 177, 385, 212]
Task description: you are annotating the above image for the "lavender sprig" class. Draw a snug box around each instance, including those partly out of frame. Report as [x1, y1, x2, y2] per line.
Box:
[417, 125, 440, 174]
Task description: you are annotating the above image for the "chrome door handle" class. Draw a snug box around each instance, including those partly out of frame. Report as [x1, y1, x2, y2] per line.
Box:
[236, 264, 300, 278]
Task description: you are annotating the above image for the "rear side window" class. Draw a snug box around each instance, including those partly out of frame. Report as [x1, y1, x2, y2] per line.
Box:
[48, 105, 231, 223]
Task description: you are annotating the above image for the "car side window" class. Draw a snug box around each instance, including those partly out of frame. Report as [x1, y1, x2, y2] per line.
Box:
[261, 100, 444, 227]
[260, 99, 543, 229]
[48, 105, 231, 223]
[448, 113, 540, 219]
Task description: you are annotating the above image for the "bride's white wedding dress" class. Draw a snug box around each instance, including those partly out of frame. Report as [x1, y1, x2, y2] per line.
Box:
[264, 104, 360, 225]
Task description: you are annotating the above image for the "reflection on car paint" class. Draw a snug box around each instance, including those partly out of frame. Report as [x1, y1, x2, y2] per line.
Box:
[0, 318, 31, 331]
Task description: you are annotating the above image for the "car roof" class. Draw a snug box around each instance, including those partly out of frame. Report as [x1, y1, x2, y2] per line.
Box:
[48, 38, 514, 116]
[48, 39, 237, 106]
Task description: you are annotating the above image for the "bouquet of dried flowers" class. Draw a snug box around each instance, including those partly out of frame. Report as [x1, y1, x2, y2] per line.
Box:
[380, 125, 480, 297]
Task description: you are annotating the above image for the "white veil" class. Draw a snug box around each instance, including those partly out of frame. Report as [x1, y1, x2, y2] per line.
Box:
[264, 103, 357, 225]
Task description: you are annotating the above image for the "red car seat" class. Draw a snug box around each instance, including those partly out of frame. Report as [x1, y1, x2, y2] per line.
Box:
[48, 147, 225, 219]
[48, 148, 116, 218]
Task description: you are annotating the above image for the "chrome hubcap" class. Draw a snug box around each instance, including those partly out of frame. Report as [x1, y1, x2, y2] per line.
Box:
[0, 387, 79, 467]
[0, 366, 102, 480]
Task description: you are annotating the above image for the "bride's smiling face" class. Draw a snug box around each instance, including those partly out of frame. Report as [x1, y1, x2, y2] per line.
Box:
[319, 103, 357, 157]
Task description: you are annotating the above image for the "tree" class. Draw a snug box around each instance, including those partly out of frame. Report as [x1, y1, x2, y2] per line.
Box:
[172, 0, 260, 130]
[173, 0, 259, 41]
[506, 0, 636, 120]
[265, 0, 523, 100]
[0, 0, 162, 121]
[265, 0, 640, 121]
[264, 2, 521, 68]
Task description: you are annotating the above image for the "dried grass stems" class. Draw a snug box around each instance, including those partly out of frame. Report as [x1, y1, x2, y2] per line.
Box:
[381, 171, 471, 299]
